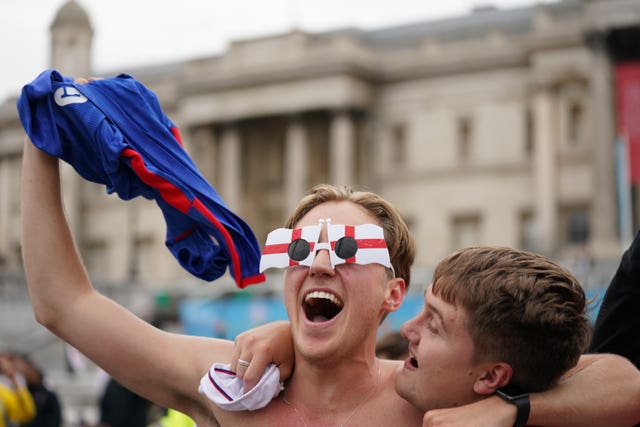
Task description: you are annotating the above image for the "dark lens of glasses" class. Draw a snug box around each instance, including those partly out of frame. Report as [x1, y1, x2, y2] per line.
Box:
[334, 236, 358, 260]
[288, 239, 311, 261]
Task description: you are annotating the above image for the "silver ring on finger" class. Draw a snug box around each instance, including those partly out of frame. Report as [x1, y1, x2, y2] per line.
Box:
[238, 359, 250, 367]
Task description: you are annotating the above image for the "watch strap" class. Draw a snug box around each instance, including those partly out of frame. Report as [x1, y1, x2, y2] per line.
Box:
[496, 387, 530, 427]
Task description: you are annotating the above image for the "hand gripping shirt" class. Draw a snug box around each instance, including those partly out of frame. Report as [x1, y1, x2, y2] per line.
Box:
[17, 69, 265, 288]
[199, 363, 282, 411]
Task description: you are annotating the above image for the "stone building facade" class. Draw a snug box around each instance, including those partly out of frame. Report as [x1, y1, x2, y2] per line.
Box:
[2, 0, 640, 293]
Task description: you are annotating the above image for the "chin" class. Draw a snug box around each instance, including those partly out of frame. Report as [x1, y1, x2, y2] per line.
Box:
[395, 376, 430, 412]
[394, 375, 412, 402]
[295, 337, 336, 360]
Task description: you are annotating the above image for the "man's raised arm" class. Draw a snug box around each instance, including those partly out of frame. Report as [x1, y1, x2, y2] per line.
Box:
[20, 139, 232, 420]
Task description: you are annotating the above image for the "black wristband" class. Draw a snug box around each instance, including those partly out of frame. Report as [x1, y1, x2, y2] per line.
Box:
[495, 386, 530, 427]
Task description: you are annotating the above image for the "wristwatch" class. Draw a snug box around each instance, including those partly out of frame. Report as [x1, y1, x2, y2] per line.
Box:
[495, 385, 530, 427]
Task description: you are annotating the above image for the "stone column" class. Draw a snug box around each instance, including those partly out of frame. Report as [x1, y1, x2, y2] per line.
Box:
[189, 125, 217, 186]
[532, 88, 557, 256]
[588, 33, 620, 256]
[284, 116, 308, 214]
[374, 119, 392, 186]
[359, 114, 376, 188]
[329, 110, 355, 185]
[219, 124, 242, 211]
[110, 200, 132, 283]
[0, 158, 10, 258]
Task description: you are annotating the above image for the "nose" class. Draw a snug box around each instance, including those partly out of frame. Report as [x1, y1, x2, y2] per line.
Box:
[309, 245, 335, 277]
[400, 312, 419, 342]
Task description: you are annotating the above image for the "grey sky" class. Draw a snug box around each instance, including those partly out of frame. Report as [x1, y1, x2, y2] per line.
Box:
[1, 0, 550, 101]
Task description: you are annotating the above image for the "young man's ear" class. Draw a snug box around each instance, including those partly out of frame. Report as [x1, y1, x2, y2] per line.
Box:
[473, 362, 513, 395]
[382, 277, 406, 313]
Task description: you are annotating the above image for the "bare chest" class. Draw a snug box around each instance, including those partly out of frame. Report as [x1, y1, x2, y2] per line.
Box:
[211, 393, 422, 427]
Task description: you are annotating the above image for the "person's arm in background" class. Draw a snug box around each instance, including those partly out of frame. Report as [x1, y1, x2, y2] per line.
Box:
[589, 230, 640, 369]
[20, 139, 232, 421]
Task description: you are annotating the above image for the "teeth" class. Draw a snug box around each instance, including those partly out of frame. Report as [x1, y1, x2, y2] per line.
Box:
[304, 291, 343, 308]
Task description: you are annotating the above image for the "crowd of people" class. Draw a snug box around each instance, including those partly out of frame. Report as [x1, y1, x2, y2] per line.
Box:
[1, 351, 197, 427]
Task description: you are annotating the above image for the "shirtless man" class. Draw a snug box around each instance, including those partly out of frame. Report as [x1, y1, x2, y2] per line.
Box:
[22, 146, 421, 426]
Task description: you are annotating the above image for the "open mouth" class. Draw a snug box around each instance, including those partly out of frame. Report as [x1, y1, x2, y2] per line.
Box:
[303, 290, 344, 322]
[409, 357, 419, 368]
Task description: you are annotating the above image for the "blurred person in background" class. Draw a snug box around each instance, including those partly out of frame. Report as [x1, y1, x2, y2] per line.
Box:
[0, 353, 36, 427]
[98, 377, 152, 427]
[148, 409, 195, 427]
[9, 353, 62, 427]
[375, 331, 409, 361]
[589, 229, 640, 369]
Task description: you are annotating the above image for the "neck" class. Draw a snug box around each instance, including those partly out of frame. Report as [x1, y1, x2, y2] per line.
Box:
[286, 355, 380, 413]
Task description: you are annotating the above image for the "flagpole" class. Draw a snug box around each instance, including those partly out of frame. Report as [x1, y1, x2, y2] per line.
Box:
[616, 134, 633, 248]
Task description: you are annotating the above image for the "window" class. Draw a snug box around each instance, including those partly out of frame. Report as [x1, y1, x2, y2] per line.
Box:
[391, 123, 406, 166]
[130, 235, 154, 281]
[559, 82, 588, 150]
[451, 214, 481, 250]
[457, 116, 472, 162]
[519, 210, 538, 252]
[85, 240, 108, 280]
[566, 208, 590, 244]
[560, 205, 590, 246]
[525, 108, 534, 156]
[567, 100, 585, 146]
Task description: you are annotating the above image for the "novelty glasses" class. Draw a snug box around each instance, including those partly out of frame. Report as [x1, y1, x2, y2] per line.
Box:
[259, 219, 394, 274]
